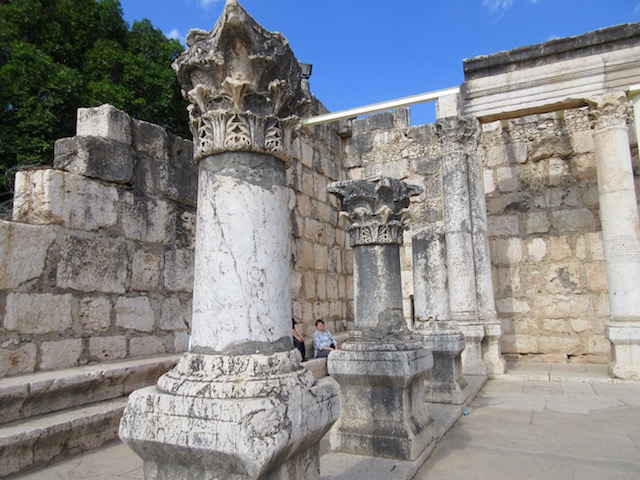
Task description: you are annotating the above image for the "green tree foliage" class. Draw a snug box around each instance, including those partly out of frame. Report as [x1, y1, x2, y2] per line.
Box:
[0, 0, 189, 209]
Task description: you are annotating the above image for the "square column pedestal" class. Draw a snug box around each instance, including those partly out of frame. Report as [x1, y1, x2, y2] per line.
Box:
[121, 352, 338, 479]
[417, 330, 469, 405]
[328, 345, 436, 460]
[606, 323, 640, 380]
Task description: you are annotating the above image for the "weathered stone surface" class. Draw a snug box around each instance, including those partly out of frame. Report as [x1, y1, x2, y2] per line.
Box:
[115, 297, 155, 332]
[39, 339, 83, 370]
[0, 220, 56, 289]
[54, 135, 134, 183]
[122, 192, 171, 243]
[129, 336, 166, 357]
[131, 250, 161, 291]
[76, 104, 132, 143]
[12, 169, 118, 231]
[57, 236, 128, 294]
[160, 297, 190, 331]
[163, 248, 194, 293]
[4, 293, 73, 334]
[0, 344, 37, 377]
[88, 336, 127, 362]
[79, 296, 112, 334]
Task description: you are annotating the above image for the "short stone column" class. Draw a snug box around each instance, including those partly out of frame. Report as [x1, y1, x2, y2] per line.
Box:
[438, 117, 486, 375]
[412, 225, 469, 404]
[119, 2, 339, 478]
[588, 92, 640, 380]
[327, 177, 436, 461]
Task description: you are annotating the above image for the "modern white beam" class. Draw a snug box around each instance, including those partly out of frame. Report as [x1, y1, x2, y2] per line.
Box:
[302, 86, 461, 126]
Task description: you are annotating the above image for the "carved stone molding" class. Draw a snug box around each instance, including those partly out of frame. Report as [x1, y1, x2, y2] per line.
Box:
[436, 116, 480, 152]
[172, 0, 309, 164]
[328, 177, 423, 247]
[587, 92, 631, 131]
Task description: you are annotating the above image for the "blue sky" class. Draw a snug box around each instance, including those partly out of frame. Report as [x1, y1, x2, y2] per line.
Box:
[120, 0, 640, 125]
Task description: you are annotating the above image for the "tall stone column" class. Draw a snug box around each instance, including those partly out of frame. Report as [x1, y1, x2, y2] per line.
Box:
[588, 92, 640, 380]
[119, 2, 339, 478]
[438, 117, 486, 375]
[412, 225, 469, 404]
[466, 126, 507, 375]
[327, 177, 436, 461]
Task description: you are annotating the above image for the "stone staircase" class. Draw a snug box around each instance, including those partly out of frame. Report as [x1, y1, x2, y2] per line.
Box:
[0, 354, 180, 478]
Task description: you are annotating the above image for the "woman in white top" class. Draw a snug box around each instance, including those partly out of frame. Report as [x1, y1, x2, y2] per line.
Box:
[312, 319, 338, 358]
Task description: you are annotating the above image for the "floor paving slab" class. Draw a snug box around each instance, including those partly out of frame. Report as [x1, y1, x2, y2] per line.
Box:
[10, 363, 640, 480]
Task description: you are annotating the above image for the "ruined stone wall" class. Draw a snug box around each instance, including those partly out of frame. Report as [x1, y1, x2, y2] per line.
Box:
[343, 103, 640, 364]
[288, 115, 354, 338]
[0, 105, 197, 377]
[482, 107, 639, 363]
[0, 103, 351, 378]
[342, 108, 443, 320]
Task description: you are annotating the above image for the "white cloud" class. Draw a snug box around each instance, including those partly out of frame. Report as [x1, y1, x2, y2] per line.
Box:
[167, 29, 181, 40]
[483, 0, 514, 13]
[635, 3, 640, 15]
[199, 0, 222, 8]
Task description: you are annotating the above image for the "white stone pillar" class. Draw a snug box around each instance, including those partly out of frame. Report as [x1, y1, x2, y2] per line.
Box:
[588, 92, 640, 380]
[438, 117, 486, 375]
[119, 3, 339, 478]
[467, 134, 507, 375]
[412, 225, 469, 404]
[327, 177, 436, 461]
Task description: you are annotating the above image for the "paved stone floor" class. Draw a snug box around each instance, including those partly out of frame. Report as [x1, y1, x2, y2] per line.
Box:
[12, 362, 640, 480]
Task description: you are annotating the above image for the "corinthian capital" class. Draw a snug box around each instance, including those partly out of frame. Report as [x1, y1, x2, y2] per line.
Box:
[172, 0, 310, 164]
[328, 177, 423, 247]
[436, 116, 480, 152]
[587, 92, 631, 131]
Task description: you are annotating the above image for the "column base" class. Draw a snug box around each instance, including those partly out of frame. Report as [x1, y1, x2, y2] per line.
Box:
[606, 322, 640, 380]
[327, 343, 436, 461]
[483, 321, 507, 376]
[416, 330, 469, 405]
[119, 351, 339, 480]
[458, 322, 487, 376]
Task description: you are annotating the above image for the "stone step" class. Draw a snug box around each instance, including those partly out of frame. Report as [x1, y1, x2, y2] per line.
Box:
[0, 397, 128, 478]
[0, 354, 180, 426]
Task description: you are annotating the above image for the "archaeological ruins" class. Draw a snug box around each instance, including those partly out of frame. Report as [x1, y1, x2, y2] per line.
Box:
[1, 0, 640, 477]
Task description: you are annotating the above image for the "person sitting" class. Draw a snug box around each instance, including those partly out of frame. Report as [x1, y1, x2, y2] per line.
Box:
[292, 314, 306, 362]
[313, 319, 338, 358]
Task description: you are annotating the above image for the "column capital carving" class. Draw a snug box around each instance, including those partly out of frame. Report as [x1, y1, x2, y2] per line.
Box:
[436, 116, 480, 152]
[587, 92, 631, 131]
[172, 0, 310, 164]
[328, 177, 423, 247]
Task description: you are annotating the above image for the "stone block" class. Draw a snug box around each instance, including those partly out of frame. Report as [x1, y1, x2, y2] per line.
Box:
[0, 344, 36, 377]
[160, 297, 189, 331]
[571, 130, 595, 154]
[496, 298, 531, 314]
[39, 339, 83, 370]
[161, 163, 198, 207]
[365, 159, 409, 180]
[488, 214, 520, 236]
[527, 238, 547, 262]
[57, 236, 128, 294]
[490, 238, 522, 265]
[550, 209, 596, 232]
[133, 119, 168, 158]
[0, 220, 56, 289]
[79, 297, 112, 333]
[129, 336, 166, 357]
[496, 166, 519, 192]
[173, 331, 190, 352]
[526, 212, 550, 234]
[54, 136, 134, 183]
[545, 261, 583, 293]
[122, 192, 171, 243]
[115, 297, 155, 332]
[547, 236, 572, 261]
[163, 248, 194, 292]
[584, 262, 609, 292]
[484, 167, 496, 194]
[88, 336, 127, 362]
[13, 169, 118, 231]
[4, 293, 73, 334]
[76, 104, 132, 143]
[131, 250, 161, 291]
[533, 294, 591, 318]
[412, 157, 440, 176]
